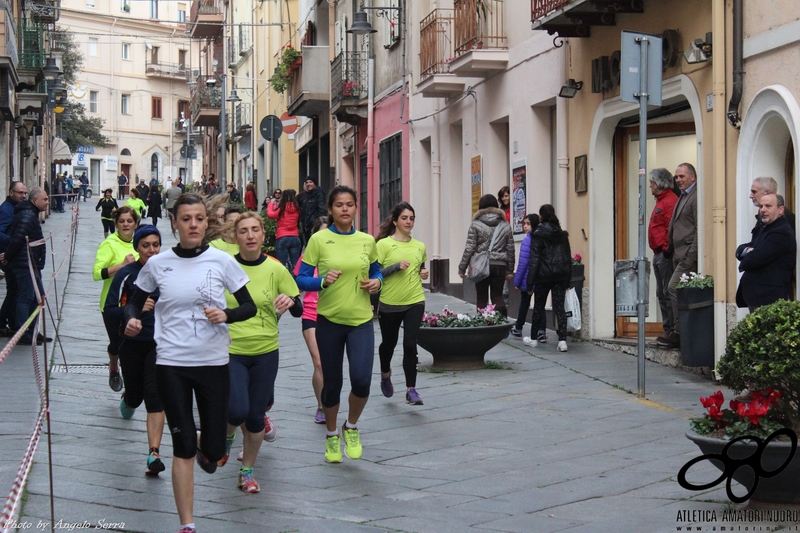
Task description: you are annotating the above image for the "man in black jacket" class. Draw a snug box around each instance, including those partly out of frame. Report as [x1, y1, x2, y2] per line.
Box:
[1, 187, 49, 345]
[736, 193, 796, 312]
[301, 176, 326, 244]
[0, 181, 28, 334]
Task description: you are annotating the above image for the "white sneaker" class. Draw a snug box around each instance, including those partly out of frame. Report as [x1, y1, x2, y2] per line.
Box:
[523, 336, 538, 347]
[557, 341, 568, 352]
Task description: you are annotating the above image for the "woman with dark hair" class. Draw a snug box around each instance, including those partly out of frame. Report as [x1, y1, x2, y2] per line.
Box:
[524, 204, 572, 352]
[296, 186, 382, 463]
[147, 184, 162, 227]
[457, 194, 515, 316]
[93, 206, 139, 392]
[511, 214, 547, 342]
[266, 188, 301, 270]
[125, 188, 146, 219]
[95, 188, 119, 238]
[376, 202, 429, 405]
[497, 186, 511, 222]
[123, 193, 256, 533]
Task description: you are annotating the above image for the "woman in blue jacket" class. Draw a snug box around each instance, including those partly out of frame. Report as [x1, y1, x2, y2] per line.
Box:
[511, 215, 546, 342]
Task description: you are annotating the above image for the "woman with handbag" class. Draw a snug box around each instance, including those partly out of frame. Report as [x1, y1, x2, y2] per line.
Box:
[457, 194, 515, 317]
[524, 204, 572, 352]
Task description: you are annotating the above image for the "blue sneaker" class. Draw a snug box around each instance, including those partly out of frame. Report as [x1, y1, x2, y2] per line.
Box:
[380, 375, 394, 398]
[146, 449, 165, 475]
[406, 388, 424, 405]
[120, 397, 135, 419]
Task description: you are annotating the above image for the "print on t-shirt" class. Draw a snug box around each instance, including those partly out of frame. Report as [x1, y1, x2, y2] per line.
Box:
[258, 272, 276, 329]
[192, 270, 213, 334]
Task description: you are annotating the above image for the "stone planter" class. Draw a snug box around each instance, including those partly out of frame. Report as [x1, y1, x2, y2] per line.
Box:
[677, 287, 714, 366]
[685, 430, 800, 504]
[417, 323, 511, 370]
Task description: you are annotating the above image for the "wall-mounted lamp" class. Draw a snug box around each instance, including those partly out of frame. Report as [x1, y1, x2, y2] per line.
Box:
[347, 3, 403, 36]
[42, 57, 62, 80]
[558, 79, 583, 98]
[684, 32, 712, 64]
[226, 90, 241, 103]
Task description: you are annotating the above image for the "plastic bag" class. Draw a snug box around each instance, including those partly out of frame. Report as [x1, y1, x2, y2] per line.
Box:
[565, 287, 581, 332]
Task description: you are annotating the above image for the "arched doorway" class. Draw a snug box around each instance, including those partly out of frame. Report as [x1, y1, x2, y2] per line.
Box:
[151, 153, 159, 184]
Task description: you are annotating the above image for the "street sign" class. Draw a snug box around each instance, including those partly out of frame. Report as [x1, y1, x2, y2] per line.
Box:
[260, 115, 283, 141]
[280, 111, 298, 135]
[620, 31, 663, 106]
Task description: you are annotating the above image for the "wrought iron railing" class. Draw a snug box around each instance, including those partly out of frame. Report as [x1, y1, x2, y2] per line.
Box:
[228, 27, 251, 64]
[453, 0, 506, 56]
[420, 9, 454, 81]
[17, 18, 44, 69]
[234, 103, 251, 133]
[531, 0, 572, 22]
[190, 85, 221, 118]
[190, 0, 222, 21]
[145, 60, 188, 79]
[331, 51, 368, 109]
[30, 0, 59, 23]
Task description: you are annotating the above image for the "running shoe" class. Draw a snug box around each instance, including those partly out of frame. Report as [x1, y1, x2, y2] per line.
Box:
[195, 448, 217, 474]
[146, 449, 165, 476]
[557, 341, 568, 352]
[218, 432, 236, 467]
[537, 332, 548, 344]
[406, 388, 424, 406]
[263, 415, 277, 442]
[522, 336, 538, 347]
[325, 435, 342, 463]
[119, 397, 135, 420]
[237, 467, 260, 493]
[314, 408, 326, 424]
[341, 423, 362, 460]
[380, 375, 394, 398]
[509, 327, 522, 338]
[177, 528, 196, 533]
[237, 448, 243, 461]
[109, 369, 123, 392]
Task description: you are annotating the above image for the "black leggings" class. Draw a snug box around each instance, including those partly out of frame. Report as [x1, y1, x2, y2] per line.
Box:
[378, 303, 425, 388]
[101, 219, 115, 234]
[530, 282, 569, 341]
[475, 265, 508, 316]
[119, 339, 163, 413]
[156, 364, 230, 460]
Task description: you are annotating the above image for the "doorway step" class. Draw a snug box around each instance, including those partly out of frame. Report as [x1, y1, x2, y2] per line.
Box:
[591, 337, 714, 379]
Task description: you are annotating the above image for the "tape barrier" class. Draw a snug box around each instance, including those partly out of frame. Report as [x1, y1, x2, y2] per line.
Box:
[0, 408, 46, 532]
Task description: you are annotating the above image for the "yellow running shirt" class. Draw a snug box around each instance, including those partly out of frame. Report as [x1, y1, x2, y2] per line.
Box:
[377, 237, 427, 306]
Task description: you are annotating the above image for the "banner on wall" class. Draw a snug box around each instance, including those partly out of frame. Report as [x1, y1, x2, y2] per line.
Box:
[471, 155, 482, 215]
[511, 160, 527, 235]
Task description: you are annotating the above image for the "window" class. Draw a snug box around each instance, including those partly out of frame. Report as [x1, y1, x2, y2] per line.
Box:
[378, 134, 403, 221]
[177, 3, 186, 22]
[178, 100, 189, 120]
[150, 0, 158, 19]
[89, 91, 98, 113]
[178, 50, 187, 68]
[121, 0, 130, 12]
[86, 0, 94, 7]
[151, 154, 159, 182]
[121, 149, 132, 156]
[121, 43, 130, 60]
[121, 94, 131, 115]
[88, 38, 98, 56]
[151, 47, 159, 65]
[151, 97, 162, 119]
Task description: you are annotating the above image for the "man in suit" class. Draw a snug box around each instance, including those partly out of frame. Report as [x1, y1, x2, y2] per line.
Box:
[660, 162, 698, 349]
[736, 193, 796, 311]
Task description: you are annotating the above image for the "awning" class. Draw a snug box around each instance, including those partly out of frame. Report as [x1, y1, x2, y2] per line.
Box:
[52, 137, 73, 165]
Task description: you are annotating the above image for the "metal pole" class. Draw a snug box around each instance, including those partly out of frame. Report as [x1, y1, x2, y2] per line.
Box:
[636, 36, 649, 398]
[220, 74, 227, 183]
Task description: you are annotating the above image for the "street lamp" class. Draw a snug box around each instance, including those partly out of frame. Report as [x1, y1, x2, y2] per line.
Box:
[346, 4, 402, 35]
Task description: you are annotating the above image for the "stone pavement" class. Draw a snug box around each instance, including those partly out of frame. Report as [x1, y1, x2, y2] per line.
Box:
[1, 206, 795, 533]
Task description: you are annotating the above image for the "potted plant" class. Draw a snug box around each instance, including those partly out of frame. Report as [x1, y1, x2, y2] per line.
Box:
[269, 45, 302, 94]
[417, 305, 510, 370]
[676, 271, 714, 366]
[684, 300, 800, 503]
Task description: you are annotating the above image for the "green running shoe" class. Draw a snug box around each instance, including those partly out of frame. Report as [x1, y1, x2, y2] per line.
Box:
[146, 449, 165, 475]
[325, 435, 342, 463]
[119, 397, 135, 420]
[341, 423, 362, 460]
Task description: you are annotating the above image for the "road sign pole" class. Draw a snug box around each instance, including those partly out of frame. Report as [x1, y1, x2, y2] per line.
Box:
[636, 36, 649, 399]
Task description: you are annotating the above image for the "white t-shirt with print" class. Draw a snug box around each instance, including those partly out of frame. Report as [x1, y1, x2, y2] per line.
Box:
[135, 247, 249, 366]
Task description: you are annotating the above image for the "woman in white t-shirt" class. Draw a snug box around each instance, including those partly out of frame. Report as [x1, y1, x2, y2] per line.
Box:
[123, 193, 256, 533]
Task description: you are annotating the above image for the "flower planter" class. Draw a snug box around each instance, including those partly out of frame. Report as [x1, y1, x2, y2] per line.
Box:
[685, 430, 800, 504]
[417, 323, 511, 370]
[677, 286, 714, 366]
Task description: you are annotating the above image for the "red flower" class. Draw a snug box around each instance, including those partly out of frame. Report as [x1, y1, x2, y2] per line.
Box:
[707, 405, 724, 421]
[700, 390, 724, 409]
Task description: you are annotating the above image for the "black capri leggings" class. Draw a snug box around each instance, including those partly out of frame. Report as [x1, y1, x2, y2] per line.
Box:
[156, 364, 230, 460]
[119, 339, 162, 413]
[101, 219, 115, 234]
[378, 302, 425, 388]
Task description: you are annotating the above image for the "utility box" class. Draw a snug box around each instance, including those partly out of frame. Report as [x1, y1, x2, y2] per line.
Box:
[615, 259, 650, 317]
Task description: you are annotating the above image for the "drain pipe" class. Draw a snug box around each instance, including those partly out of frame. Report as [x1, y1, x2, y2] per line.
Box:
[727, 0, 743, 130]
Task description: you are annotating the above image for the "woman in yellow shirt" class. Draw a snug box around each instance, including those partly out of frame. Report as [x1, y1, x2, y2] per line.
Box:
[125, 188, 147, 219]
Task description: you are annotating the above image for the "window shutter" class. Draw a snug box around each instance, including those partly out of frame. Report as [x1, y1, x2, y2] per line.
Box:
[382, 0, 400, 49]
[334, 20, 341, 56]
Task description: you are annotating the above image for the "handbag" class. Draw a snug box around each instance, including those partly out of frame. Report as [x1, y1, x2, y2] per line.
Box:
[565, 287, 581, 332]
[466, 225, 501, 283]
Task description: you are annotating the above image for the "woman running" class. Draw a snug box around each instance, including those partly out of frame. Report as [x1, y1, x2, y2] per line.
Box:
[296, 186, 382, 463]
[93, 206, 139, 392]
[208, 204, 243, 256]
[95, 188, 118, 238]
[266, 188, 301, 270]
[123, 193, 256, 533]
[104, 225, 166, 475]
[216, 212, 302, 493]
[125, 188, 147, 220]
[293, 216, 329, 424]
[376, 202, 428, 405]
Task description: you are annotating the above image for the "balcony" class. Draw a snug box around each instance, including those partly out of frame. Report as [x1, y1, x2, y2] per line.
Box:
[234, 102, 251, 135]
[330, 51, 367, 125]
[447, 0, 508, 77]
[146, 60, 188, 80]
[531, 0, 644, 38]
[189, 0, 223, 40]
[0, 4, 19, 74]
[30, 0, 60, 23]
[287, 45, 330, 118]
[418, 9, 465, 98]
[227, 27, 251, 68]
[190, 85, 221, 128]
[16, 18, 44, 89]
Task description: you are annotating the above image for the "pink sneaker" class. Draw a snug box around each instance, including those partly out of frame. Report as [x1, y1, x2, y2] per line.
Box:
[263, 415, 277, 442]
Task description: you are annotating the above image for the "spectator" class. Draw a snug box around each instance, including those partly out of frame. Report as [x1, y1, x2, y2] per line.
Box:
[136, 180, 149, 204]
[748, 176, 796, 237]
[79, 173, 89, 202]
[227, 182, 240, 203]
[149, 176, 159, 189]
[175, 176, 186, 194]
[117, 172, 129, 199]
[648, 168, 679, 346]
[0, 181, 28, 335]
[244, 183, 257, 211]
[301, 178, 325, 244]
[147, 185, 162, 227]
[510, 214, 547, 342]
[66, 174, 74, 203]
[267, 188, 302, 270]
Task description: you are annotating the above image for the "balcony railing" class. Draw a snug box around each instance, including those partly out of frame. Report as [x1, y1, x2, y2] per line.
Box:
[190, 85, 221, 117]
[189, 0, 223, 39]
[227, 27, 251, 65]
[453, 0, 506, 56]
[30, 0, 59, 23]
[17, 18, 44, 69]
[331, 51, 368, 110]
[531, 0, 571, 22]
[234, 103, 251, 133]
[146, 60, 188, 80]
[420, 9, 454, 81]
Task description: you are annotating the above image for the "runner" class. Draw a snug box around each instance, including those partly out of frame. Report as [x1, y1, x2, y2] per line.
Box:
[295, 186, 382, 463]
[208, 204, 243, 256]
[217, 212, 302, 493]
[375, 202, 428, 405]
[104, 225, 166, 475]
[123, 193, 256, 533]
[93, 206, 138, 392]
[125, 188, 146, 220]
[95, 189, 119, 238]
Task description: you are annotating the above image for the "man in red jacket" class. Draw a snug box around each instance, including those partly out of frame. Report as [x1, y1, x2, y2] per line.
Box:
[648, 168, 678, 346]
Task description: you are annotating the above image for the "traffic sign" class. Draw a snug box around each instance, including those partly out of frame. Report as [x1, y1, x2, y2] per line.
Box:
[260, 115, 283, 141]
[280, 111, 298, 135]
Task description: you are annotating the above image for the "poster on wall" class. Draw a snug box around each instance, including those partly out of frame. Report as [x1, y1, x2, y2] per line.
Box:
[512, 160, 527, 235]
[471, 155, 482, 215]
